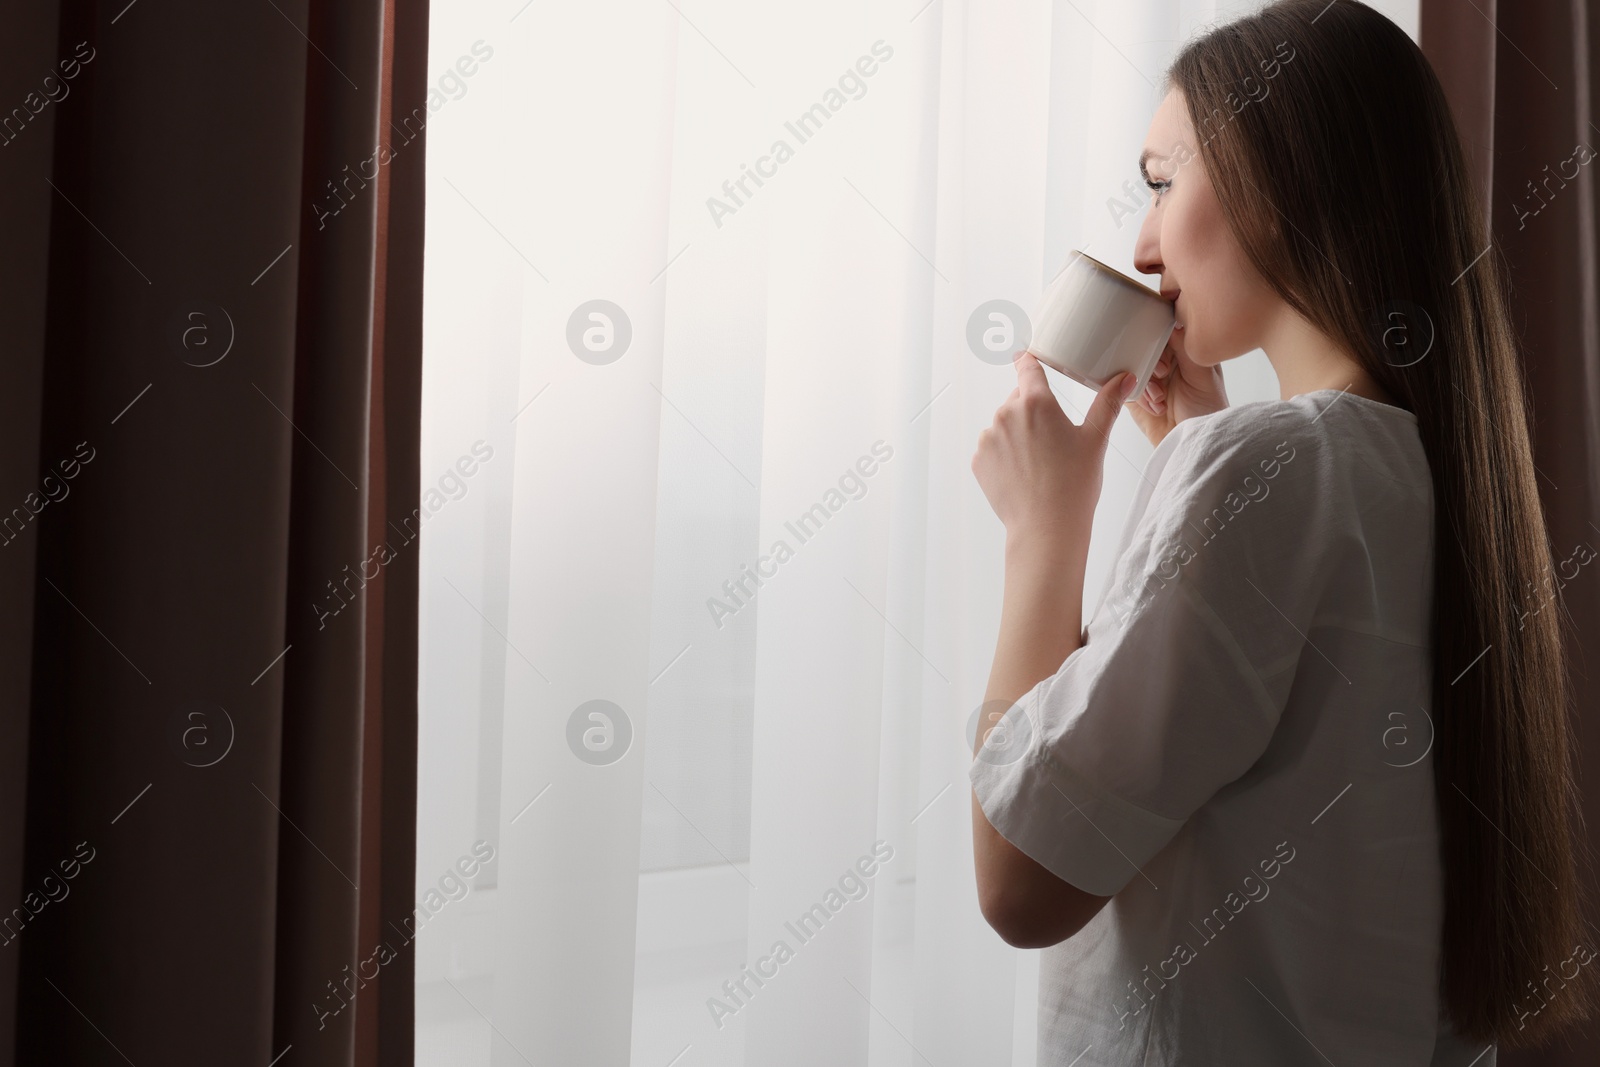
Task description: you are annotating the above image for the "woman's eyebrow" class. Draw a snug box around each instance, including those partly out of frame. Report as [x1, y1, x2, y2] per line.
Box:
[1138, 150, 1157, 182]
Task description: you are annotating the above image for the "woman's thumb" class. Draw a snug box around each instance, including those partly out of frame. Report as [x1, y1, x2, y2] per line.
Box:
[1085, 371, 1138, 445]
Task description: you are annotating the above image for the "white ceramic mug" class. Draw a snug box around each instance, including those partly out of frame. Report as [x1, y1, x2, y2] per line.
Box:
[1025, 250, 1175, 396]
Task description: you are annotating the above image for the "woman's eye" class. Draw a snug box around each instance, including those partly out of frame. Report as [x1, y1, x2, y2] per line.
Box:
[1146, 179, 1171, 202]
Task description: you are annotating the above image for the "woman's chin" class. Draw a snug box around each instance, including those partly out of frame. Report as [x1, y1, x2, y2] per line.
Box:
[1169, 324, 1199, 363]
[1170, 326, 1227, 368]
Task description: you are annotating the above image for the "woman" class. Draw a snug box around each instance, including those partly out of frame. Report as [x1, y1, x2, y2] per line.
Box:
[967, 1, 1596, 1063]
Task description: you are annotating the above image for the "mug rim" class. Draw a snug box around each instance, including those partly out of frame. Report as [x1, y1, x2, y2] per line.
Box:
[1070, 250, 1165, 300]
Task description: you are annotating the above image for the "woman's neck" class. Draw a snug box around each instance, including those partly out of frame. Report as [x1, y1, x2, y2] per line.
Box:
[1261, 308, 1397, 406]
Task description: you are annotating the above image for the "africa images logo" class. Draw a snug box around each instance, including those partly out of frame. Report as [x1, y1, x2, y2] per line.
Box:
[705, 40, 895, 229]
[315, 441, 494, 629]
[705, 841, 895, 1030]
[706, 441, 893, 629]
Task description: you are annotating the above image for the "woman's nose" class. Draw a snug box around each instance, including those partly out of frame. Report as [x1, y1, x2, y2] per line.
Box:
[1133, 211, 1162, 277]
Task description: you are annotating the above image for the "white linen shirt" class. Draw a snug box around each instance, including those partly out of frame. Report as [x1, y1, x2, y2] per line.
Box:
[970, 389, 1495, 1066]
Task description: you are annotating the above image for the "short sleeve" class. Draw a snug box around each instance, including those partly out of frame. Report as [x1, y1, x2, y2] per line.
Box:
[970, 407, 1324, 897]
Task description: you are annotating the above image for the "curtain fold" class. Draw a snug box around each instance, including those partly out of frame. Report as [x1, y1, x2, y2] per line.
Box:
[1421, 2, 1600, 1063]
[0, 2, 59, 1061]
[0, 1, 428, 1064]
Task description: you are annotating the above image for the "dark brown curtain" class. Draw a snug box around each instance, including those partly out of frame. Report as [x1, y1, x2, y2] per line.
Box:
[1421, 1, 1600, 1063]
[0, 0, 429, 1064]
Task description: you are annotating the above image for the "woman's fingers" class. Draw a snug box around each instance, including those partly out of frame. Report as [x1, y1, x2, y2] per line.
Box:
[1125, 395, 1154, 433]
[1146, 375, 1167, 413]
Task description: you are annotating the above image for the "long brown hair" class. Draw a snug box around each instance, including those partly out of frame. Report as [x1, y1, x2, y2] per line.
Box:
[1167, 0, 1596, 1047]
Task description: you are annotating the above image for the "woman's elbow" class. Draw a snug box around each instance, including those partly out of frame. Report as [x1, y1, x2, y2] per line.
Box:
[979, 885, 1079, 949]
[978, 876, 1108, 948]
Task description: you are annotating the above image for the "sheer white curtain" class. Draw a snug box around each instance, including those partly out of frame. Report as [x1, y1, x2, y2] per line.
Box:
[414, 1, 1417, 1065]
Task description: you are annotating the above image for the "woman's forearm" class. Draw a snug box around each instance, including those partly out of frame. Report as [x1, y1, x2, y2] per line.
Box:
[975, 530, 1088, 753]
[970, 527, 1109, 948]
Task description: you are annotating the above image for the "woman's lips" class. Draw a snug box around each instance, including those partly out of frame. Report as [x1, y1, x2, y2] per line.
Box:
[1163, 289, 1184, 329]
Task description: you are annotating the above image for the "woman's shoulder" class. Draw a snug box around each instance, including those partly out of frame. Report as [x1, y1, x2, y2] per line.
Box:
[1151, 397, 1320, 507]
[1116, 390, 1434, 653]
[1160, 389, 1431, 505]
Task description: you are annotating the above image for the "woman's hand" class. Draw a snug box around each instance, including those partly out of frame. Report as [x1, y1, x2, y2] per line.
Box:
[1124, 325, 1229, 448]
[971, 352, 1137, 555]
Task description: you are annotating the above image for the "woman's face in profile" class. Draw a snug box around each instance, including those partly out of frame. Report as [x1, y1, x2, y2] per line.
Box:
[1133, 89, 1280, 367]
